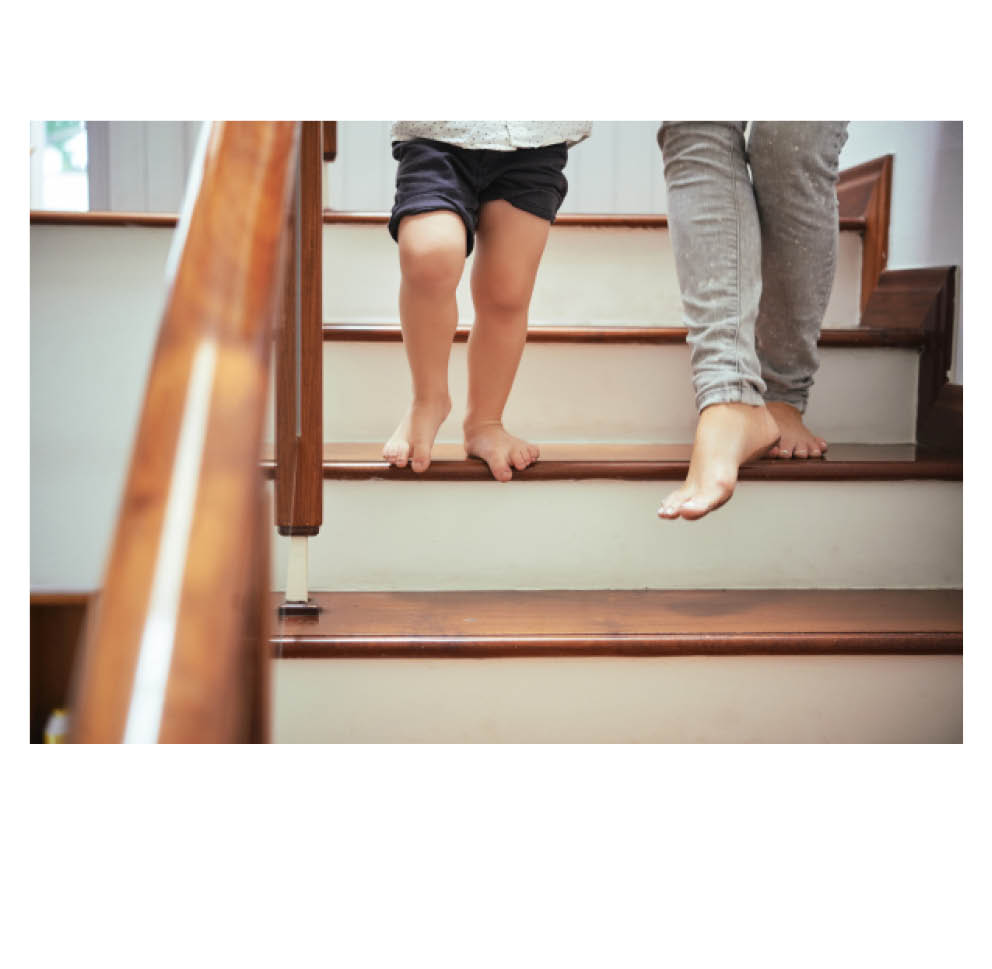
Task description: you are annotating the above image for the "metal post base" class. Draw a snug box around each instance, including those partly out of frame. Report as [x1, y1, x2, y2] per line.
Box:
[277, 534, 318, 619]
[277, 599, 321, 619]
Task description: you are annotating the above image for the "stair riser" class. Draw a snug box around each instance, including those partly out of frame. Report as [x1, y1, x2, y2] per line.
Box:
[270, 480, 962, 591]
[323, 224, 863, 328]
[270, 342, 919, 445]
[273, 655, 962, 743]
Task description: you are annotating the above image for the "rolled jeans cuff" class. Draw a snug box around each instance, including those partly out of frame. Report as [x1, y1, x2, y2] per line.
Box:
[761, 390, 810, 414]
[696, 383, 766, 412]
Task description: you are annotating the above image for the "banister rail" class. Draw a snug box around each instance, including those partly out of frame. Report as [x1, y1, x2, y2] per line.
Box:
[275, 121, 324, 616]
[69, 122, 300, 743]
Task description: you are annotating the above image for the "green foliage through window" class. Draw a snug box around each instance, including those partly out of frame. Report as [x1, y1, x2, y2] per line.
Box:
[45, 121, 86, 173]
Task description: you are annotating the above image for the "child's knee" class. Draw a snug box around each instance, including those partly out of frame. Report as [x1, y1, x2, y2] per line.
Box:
[398, 217, 466, 293]
[473, 270, 533, 317]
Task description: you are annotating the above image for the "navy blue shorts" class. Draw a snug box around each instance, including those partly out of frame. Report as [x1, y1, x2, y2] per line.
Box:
[388, 138, 569, 256]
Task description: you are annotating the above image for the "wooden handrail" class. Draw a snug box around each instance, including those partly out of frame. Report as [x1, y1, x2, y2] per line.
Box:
[68, 122, 300, 743]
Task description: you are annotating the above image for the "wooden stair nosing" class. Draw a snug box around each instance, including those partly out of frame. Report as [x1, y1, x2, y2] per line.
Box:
[30, 210, 181, 227]
[270, 590, 962, 658]
[28, 210, 867, 231]
[259, 445, 962, 483]
[321, 323, 925, 348]
[319, 211, 868, 232]
[272, 631, 962, 658]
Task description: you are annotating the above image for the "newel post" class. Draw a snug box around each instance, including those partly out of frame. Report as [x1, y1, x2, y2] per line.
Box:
[276, 121, 324, 617]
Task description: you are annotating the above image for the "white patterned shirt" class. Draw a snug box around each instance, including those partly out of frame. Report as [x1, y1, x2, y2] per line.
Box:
[390, 121, 592, 151]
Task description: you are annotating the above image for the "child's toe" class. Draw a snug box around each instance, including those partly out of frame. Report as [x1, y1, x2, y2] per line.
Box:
[410, 442, 431, 472]
[490, 457, 512, 481]
[383, 442, 409, 467]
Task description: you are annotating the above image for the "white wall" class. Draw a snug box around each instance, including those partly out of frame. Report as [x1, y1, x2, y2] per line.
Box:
[85, 121, 201, 212]
[30, 225, 173, 590]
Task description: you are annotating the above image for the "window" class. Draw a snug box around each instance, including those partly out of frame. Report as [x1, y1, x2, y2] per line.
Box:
[31, 121, 89, 211]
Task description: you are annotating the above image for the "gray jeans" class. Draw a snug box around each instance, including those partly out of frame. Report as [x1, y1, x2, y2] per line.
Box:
[659, 121, 849, 413]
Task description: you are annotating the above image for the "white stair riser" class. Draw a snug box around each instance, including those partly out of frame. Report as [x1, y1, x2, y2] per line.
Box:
[272, 342, 919, 445]
[324, 224, 863, 328]
[270, 480, 962, 591]
[273, 655, 962, 743]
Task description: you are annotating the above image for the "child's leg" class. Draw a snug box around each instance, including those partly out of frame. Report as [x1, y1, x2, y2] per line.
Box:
[463, 199, 549, 482]
[383, 210, 466, 472]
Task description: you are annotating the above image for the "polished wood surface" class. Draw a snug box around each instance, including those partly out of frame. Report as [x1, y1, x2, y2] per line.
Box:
[69, 122, 299, 743]
[861, 267, 955, 331]
[30, 209, 866, 232]
[30, 593, 94, 742]
[320, 211, 867, 231]
[322, 323, 925, 348]
[275, 121, 324, 536]
[837, 155, 893, 313]
[322, 121, 337, 162]
[244, 485, 272, 742]
[271, 589, 962, 657]
[918, 382, 962, 453]
[259, 442, 961, 482]
[30, 211, 180, 227]
[862, 266, 958, 449]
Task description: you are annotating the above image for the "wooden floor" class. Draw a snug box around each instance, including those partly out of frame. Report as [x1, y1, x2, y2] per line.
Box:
[260, 443, 962, 482]
[271, 589, 963, 658]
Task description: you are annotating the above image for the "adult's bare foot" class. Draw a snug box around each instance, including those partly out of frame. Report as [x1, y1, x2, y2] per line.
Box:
[464, 420, 540, 482]
[658, 402, 779, 521]
[765, 400, 828, 459]
[382, 395, 451, 472]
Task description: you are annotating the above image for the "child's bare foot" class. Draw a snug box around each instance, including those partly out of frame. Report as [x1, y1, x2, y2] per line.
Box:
[383, 396, 451, 472]
[464, 420, 540, 482]
[765, 401, 828, 459]
[658, 402, 780, 521]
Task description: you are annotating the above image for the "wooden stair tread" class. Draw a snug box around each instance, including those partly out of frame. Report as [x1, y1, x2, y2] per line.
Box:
[29, 210, 867, 231]
[320, 211, 868, 231]
[260, 443, 962, 481]
[323, 323, 925, 348]
[271, 589, 962, 657]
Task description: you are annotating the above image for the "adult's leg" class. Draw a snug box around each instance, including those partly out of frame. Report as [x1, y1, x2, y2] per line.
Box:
[657, 121, 779, 520]
[383, 210, 466, 472]
[748, 121, 849, 458]
[463, 199, 549, 481]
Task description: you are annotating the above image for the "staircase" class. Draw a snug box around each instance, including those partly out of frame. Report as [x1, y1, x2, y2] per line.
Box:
[265, 170, 963, 742]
